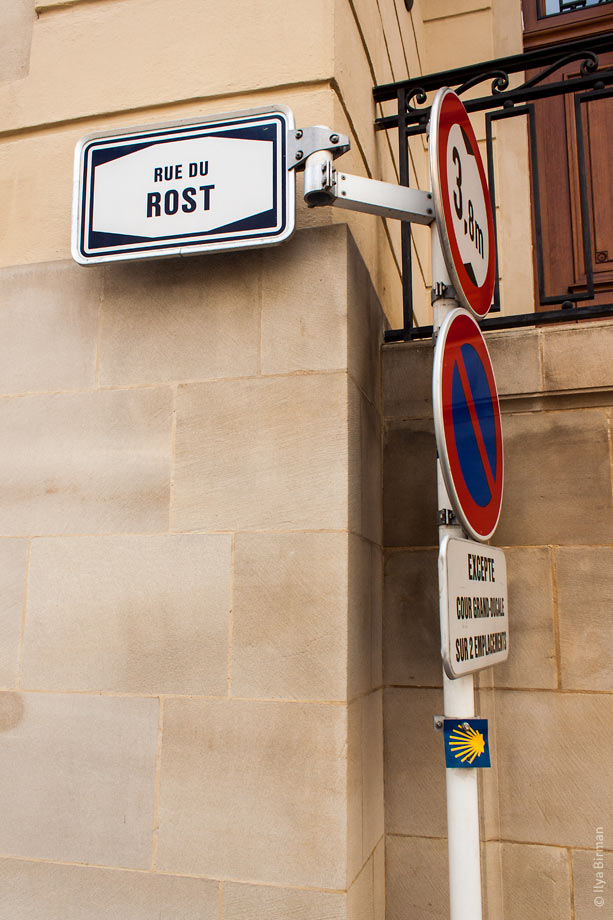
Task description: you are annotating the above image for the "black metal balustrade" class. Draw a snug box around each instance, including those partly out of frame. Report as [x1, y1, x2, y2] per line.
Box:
[374, 32, 613, 341]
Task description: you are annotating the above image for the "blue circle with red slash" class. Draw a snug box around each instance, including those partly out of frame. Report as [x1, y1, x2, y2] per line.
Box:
[433, 309, 503, 542]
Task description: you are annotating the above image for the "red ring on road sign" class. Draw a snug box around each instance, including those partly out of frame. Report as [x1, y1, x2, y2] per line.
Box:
[433, 309, 503, 541]
[430, 89, 496, 319]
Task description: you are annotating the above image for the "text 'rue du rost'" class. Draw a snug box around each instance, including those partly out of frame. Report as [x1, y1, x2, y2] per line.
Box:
[146, 162, 214, 217]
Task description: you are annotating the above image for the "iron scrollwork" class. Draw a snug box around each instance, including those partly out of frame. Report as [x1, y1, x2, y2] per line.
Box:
[456, 70, 510, 97]
[404, 85, 427, 114]
[373, 32, 613, 340]
[519, 49, 599, 90]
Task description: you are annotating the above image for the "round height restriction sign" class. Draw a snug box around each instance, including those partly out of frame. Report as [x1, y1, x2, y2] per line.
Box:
[429, 88, 495, 318]
[433, 309, 503, 542]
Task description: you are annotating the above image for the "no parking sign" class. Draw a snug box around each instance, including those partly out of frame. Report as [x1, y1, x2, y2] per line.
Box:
[433, 309, 503, 542]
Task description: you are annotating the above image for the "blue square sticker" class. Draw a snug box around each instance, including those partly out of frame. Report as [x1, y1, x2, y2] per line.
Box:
[444, 719, 490, 768]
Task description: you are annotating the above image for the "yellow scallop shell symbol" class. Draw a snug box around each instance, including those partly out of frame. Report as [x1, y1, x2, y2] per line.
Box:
[448, 724, 485, 764]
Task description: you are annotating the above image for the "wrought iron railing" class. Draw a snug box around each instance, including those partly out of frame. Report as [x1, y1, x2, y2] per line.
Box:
[374, 32, 613, 341]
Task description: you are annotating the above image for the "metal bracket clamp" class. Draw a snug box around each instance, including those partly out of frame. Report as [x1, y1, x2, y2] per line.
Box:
[433, 716, 475, 732]
[302, 157, 435, 225]
[431, 281, 458, 304]
[438, 508, 456, 525]
[288, 126, 350, 171]
[292, 124, 434, 225]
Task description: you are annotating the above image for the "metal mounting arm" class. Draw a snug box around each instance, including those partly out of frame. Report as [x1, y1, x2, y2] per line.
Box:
[304, 150, 434, 224]
[289, 125, 434, 225]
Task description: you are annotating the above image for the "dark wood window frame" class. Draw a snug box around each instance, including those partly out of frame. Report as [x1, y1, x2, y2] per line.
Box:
[523, 1, 613, 310]
[523, 0, 613, 48]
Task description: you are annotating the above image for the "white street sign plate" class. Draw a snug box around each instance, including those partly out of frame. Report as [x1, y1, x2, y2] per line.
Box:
[72, 106, 295, 264]
[439, 535, 509, 678]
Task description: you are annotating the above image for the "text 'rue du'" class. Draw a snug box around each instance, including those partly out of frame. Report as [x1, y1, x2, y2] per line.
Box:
[146, 162, 214, 217]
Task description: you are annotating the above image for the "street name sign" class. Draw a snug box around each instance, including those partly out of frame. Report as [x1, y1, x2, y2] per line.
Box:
[433, 308, 503, 542]
[439, 535, 508, 678]
[72, 106, 295, 264]
[429, 88, 496, 318]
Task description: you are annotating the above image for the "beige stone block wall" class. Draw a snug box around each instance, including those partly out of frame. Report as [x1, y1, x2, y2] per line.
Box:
[157, 698, 348, 887]
[0, 692, 159, 867]
[0, 859, 219, 920]
[100, 255, 261, 385]
[347, 841, 386, 920]
[0, 387, 172, 535]
[0, 541, 29, 688]
[0, 1, 535, 916]
[386, 835, 449, 920]
[222, 881, 346, 920]
[172, 373, 350, 532]
[21, 534, 232, 695]
[556, 547, 613, 691]
[483, 841, 572, 920]
[0, 260, 101, 393]
[0, 221, 385, 916]
[382, 319, 613, 919]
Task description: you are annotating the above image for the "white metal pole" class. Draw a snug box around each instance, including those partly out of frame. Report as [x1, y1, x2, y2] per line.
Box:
[432, 228, 483, 920]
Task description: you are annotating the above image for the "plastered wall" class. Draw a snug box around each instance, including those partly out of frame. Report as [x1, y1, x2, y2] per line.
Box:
[0, 0, 530, 329]
[0, 0, 422, 324]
